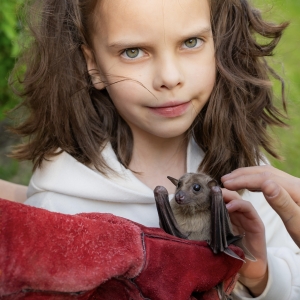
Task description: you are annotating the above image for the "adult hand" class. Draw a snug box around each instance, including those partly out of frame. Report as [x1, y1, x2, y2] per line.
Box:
[221, 165, 300, 247]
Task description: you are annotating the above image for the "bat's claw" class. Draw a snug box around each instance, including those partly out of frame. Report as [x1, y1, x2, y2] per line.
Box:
[223, 247, 245, 263]
[208, 240, 245, 262]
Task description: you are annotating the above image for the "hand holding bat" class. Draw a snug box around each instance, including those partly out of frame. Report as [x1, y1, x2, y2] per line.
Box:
[222, 165, 300, 248]
[222, 189, 267, 297]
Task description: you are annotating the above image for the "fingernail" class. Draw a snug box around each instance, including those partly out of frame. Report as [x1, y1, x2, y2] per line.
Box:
[221, 174, 232, 182]
[222, 179, 233, 186]
[221, 173, 231, 179]
[226, 203, 232, 209]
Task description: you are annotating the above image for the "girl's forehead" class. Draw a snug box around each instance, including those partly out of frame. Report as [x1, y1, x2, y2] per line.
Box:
[92, 0, 211, 42]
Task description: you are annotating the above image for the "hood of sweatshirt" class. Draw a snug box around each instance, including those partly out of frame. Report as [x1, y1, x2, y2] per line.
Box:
[26, 139, 204, 226]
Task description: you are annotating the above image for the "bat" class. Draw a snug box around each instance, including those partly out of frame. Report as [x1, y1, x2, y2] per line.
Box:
[154, 172, 255, 299]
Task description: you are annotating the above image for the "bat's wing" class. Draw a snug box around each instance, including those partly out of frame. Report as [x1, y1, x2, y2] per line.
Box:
[208, 181, 255, 262]
[154, 186, 188, 239]
[230, 236, 256, 261]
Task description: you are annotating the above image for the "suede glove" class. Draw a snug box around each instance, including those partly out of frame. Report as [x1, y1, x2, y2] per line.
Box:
[0, 199, 244, 299]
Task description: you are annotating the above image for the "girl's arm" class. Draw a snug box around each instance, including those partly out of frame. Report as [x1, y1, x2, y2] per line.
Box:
[222, 166, 300, 247]
[0, 179, 27, 203]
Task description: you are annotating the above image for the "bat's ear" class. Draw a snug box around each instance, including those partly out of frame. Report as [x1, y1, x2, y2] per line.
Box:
[207, 180, 218, 189]
[167, 176, 179, 187]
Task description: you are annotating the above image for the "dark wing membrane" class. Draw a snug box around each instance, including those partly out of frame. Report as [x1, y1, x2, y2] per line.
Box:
[209, 185, 244, 261]
[154, 186, 188, 239]
[209, 185, 229, 253]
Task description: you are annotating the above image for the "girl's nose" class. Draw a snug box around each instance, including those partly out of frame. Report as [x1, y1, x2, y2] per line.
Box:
[153, 56, 184, 91]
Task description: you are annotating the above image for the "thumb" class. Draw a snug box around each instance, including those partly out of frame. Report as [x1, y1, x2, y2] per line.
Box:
[261, 180, 300, 247]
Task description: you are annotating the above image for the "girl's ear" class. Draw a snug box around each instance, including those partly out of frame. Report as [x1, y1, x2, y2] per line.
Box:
[81, 44, 106, 90]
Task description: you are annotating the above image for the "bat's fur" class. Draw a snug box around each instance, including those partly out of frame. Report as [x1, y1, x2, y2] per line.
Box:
[169, 173, 214, 241]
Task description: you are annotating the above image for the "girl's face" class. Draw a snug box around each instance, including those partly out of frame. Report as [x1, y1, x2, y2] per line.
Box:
[83, 0, 215, 140]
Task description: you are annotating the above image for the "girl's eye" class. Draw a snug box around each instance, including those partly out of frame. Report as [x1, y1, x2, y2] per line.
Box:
[183, 38, 203, 49]
[193, 184, 201, 192]
[121, 48, 144, 59]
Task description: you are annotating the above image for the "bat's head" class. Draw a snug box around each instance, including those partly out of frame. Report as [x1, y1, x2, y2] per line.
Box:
[168, 173, 214, 211]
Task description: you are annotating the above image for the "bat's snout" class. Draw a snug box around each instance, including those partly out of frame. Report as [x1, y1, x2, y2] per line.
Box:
[175, 191, 189, 205]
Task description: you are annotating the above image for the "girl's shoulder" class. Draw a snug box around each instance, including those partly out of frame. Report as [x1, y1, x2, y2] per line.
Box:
[27, 144, 155, 203]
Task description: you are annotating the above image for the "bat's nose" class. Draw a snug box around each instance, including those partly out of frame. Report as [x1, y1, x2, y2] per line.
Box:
[175, 191, 186, 204]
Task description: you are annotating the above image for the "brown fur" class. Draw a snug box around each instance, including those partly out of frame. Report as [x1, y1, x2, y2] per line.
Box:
[169, 173, 213, 240]
[9, 0, 288, 182]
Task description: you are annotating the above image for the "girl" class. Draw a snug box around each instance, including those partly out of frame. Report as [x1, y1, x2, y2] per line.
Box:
[2, 0, 300, 298]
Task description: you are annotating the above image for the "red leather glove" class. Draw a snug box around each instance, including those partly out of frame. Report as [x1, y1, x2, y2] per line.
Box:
[0, 199, 244, 299]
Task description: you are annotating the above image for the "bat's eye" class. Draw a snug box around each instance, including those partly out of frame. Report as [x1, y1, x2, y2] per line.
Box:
[193, 184, 201, 191]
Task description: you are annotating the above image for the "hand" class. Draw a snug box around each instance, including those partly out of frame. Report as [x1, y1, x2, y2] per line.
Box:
[222, 189, 268, 297]
[221, 165, 300, 247]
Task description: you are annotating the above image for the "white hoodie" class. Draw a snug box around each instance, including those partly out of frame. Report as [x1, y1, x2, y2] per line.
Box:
[26, 139, 300, 299]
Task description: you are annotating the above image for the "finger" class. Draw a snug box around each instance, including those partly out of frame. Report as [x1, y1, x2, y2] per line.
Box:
[226, 199, 260, 221]
[221, 165, 290, 182]
[221, 188, 242, 203]
[222, 172, 278, 192]
[225, 175, 300, 207]
[226, 200, 265, 245]
[261, 180, 300, 247]
[261, 180, 300, 222]
[222, 172, 299, 203]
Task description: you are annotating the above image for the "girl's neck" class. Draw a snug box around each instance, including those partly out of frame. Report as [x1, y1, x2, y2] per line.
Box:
[129, 131, 188, 193]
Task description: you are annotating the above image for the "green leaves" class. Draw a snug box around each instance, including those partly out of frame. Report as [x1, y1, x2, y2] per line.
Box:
[0, 0, 23, 120]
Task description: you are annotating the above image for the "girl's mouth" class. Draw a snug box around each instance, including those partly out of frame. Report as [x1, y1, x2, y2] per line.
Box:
[148, 101, 191, 118]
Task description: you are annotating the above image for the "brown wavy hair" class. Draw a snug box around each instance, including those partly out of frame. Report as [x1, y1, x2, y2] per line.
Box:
[10, 0, 289, 182]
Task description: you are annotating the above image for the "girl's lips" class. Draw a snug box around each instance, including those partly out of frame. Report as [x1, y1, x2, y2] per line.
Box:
[149, 101, 191, 117]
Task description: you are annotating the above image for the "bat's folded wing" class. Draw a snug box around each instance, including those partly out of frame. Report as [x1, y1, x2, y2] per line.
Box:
[209, 184, 255, 262]
[154, 186, 188, 239]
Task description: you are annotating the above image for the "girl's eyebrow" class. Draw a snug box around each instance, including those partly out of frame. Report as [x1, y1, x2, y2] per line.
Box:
[180, 26, 212, 39]
[107, 26, 212, 50]
[107, 41, 151, 50]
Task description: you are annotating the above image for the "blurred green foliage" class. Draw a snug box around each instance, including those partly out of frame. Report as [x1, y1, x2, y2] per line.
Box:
[0, 0, 300, 185]
[253, 0, 300, 177]
[0, 0, 32, 185]
[0, 0, 23, 119]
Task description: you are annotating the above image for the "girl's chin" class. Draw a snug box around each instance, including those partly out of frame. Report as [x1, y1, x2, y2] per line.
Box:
[126, 115, 195, 140]
[140, 127, 191, 140]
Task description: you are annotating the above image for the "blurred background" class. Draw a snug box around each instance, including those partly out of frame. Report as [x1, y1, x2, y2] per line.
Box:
[0, 0, 299, 186]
